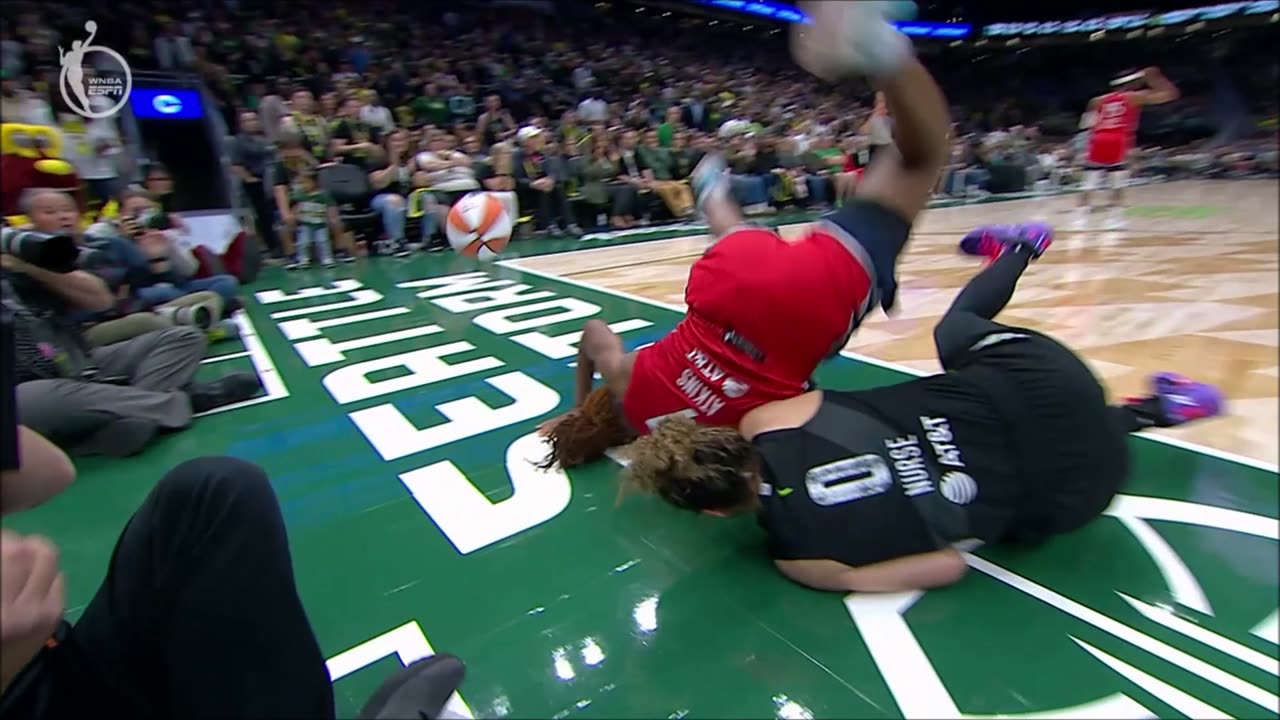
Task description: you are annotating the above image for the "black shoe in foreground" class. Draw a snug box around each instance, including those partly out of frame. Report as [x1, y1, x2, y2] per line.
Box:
[188, 372, 264, 413]
[357, 654, 467, 720]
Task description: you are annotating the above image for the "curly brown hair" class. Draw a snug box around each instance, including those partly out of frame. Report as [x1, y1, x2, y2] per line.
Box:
[625, 415, 758, 513]
[538, 386, 637, 470]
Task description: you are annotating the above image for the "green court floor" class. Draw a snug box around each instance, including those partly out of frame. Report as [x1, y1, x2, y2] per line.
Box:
[10, 247, 1278, 719]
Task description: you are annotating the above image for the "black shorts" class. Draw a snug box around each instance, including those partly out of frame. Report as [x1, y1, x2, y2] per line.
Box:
[1084, 162, 1128, 171]
[815, 198, 912, 349]
[950, 322, 1130, 542]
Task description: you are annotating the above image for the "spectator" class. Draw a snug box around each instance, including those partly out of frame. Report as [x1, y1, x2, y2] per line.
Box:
[657, 105, 685, 148]
[613, 128, 653, 225]
[289, 169, 339, 269]
[331, 96, 381, 165]
[270, 131, 317, 256]
[578, 135, 627, 230]
[637, 128, 694, 219]
[514, 127, 577, 235]
[476, 94, 517, 147]
[109, 189, 241, 310]
[359, 90, 395, 135]
[7, 189, 260, 457]
[0, 70, 54, 127]
[231, 111, 282, 259]
[83, 192, 230, 347]
[52, 100, 122, 209]
[285, 90, 331, 162]
[366, 129, 420, 258]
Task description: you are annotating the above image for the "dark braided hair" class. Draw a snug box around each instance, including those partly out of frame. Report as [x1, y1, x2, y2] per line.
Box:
[538, 386, 636, 469]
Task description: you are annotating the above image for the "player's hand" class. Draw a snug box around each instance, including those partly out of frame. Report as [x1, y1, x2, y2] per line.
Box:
[0, 531, 65, 694]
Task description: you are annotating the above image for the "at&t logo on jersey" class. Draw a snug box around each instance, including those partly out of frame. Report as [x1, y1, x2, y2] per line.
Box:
[939, 471, 978, 505]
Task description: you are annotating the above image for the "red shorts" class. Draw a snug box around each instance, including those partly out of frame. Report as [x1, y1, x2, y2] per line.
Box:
[684, 226, 873, 384]
[1086, 133, 1131, 168]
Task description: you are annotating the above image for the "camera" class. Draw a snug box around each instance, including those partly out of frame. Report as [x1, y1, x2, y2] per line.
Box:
[0, 227, 80, 274]
[138, 208, 173, 232]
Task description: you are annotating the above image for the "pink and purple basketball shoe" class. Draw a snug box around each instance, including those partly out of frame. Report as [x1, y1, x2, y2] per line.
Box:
[959, 223, 1054, 260]
[1144, 372, 1225, 427]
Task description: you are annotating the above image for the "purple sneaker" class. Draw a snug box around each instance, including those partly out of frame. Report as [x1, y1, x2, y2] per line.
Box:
[958, 225, 1015, 258]
[1015, 222, 1054, 258]
[959, 223, 1053, 260]
[1149, 372, 1225, 426]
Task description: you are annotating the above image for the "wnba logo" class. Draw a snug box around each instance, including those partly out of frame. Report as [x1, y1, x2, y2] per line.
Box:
[58, 20, 132, 119]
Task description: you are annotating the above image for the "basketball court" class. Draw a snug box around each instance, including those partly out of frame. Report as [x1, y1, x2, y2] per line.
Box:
[13, 179, 1278, 719]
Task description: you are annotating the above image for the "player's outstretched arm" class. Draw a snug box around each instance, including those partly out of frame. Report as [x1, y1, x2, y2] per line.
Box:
[1134, 66, 1180, 105]
[775, 550, 968, 593]
[574, 320, 630, 407]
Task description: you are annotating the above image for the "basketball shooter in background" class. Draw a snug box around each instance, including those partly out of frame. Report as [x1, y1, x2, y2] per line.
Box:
[539, 1, 952, 468]
[1077, 66, 1180, 227]
[624, 227, 1224, 593]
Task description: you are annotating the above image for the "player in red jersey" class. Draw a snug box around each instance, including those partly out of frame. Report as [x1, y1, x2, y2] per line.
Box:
[1078, 67, 1180, 223]
[537, 1, 952, 469]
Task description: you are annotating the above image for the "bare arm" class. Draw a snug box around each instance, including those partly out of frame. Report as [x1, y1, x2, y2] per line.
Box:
[418, 154, 453, 172]
[1133, 67, 1180, 105]
[1, 427, 75, 517]
[774, 550, 969, 593]
[368, 162, 402, 190]
[273, 183, 293, 217]
[1, 257, 113, 313]
[575, 319, 629, 406]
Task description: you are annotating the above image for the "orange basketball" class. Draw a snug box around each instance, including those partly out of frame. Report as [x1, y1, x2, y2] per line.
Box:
[445, 192, 513, 261]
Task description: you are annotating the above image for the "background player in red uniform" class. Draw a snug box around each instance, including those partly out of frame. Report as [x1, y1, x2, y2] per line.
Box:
[1078, 67, 1180, 225]
[538, 1, 953, 469]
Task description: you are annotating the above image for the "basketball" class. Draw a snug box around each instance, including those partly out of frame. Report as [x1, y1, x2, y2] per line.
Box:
[445, 192, 512, 260]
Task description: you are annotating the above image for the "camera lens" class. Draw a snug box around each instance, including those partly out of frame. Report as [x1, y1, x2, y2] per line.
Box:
[0, 228, 80, 274]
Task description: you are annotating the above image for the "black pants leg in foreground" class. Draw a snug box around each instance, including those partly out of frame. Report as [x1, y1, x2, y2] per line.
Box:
[4, 456, 336, 720]
[934, 245, 1163, 438]
[933, 245, 1034, 366]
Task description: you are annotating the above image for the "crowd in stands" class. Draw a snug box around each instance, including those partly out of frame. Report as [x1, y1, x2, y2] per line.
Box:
[1, 0, 1277, 459]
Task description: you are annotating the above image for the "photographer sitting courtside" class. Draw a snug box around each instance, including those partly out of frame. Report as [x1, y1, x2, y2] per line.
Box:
[0, 308, 468, 720]
[4, 189, 261, 457]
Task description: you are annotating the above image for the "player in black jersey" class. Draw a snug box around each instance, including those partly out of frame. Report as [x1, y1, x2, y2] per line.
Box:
[626, 223, 1224, 593]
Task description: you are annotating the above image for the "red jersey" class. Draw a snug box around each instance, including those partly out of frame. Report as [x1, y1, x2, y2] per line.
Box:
[1091, 91, 1141, 142]
[1087, 91, 1141, 167]
[621, 226, 872, 434]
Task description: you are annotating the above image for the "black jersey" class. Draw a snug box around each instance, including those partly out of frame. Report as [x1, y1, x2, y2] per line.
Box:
[755, 374, 1024, 567]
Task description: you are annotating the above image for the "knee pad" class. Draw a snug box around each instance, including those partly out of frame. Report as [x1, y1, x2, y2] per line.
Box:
[1110, 169, 1130, 190]
[1082, 170, 1102, 191]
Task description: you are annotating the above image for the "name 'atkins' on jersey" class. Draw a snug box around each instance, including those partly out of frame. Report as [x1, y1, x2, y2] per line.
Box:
[668, 347, 753, 421]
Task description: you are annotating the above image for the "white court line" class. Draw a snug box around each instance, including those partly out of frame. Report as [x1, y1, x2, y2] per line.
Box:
[496, 258, 1280, 475]
[194, 310, 290, 417]
[200, 350, 250, 364]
